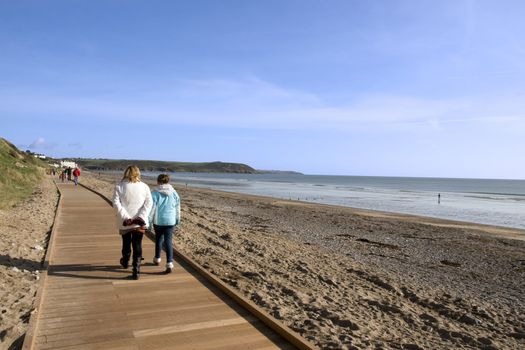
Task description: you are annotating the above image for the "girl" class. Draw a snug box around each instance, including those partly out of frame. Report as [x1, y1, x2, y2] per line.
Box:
[149, 174, 181, 273]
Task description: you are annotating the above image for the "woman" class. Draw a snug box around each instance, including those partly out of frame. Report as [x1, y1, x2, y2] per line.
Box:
[72, 167, 81, 186]
[112, 165, 152, 280]
[149, 174, 180, 273]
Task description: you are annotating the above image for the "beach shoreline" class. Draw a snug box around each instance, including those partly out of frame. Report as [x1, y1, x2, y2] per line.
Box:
[182, 187, 525, 242]
[95, 170, 525, 241]
[145, 171, 525, 232]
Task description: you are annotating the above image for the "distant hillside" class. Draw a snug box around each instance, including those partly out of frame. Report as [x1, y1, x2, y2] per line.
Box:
[0, 138, 47, 209]
[73, 158, 257, 174]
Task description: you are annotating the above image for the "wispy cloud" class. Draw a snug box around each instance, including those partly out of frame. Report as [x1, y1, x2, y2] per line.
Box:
[2, 78, 524, 132]
[28, 137, 57, 150]
[29, 137, 46, 149]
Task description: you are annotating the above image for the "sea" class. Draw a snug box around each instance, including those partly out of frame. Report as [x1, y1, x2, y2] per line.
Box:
[144, 172, 525, 231]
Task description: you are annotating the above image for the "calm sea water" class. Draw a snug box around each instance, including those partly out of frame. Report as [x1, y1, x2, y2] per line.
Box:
[144, 172, 525, 231]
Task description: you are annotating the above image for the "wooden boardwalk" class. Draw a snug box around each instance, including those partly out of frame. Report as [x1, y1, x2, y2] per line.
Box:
[23, 182, 312, 349]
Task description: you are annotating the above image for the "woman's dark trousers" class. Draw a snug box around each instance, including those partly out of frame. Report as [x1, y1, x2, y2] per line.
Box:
[121, 230, 143, 279]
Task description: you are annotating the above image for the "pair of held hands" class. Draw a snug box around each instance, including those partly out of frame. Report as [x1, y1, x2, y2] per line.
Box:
[123, 217, 147, 233]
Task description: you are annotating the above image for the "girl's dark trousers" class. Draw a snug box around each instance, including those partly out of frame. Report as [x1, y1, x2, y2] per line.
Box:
[121, 230, 143, 278]
[153, 225, 174, 263]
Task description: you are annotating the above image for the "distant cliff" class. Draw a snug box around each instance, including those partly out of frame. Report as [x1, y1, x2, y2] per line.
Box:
[73, 158, 257, 174]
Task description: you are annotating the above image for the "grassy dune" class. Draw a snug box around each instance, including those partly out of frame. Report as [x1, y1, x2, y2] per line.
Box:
[0, 138, 47, 209]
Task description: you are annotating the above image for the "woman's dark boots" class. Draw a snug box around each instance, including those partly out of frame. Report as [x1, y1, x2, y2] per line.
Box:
[132, 256, 141, 280]
[120, 254, 130, 269]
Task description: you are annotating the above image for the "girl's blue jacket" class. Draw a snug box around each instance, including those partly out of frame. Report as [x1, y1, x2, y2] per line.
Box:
[149, 184, 180, 226]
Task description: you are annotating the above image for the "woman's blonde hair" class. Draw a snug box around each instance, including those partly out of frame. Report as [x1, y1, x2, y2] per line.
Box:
[122, 165, 141, 183]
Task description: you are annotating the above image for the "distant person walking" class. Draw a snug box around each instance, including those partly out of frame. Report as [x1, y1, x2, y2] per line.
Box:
[66, 167, 72, 181]
[149, 174, 181, 274]
[112, 166, 153, 280]
[438, 193, 441, 204]
[73, 167, 81, 186]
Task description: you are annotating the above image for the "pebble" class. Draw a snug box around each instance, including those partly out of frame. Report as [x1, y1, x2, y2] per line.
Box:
[458, 314, 481, 326]
[33, 244, 44, 251]
[477, 337, 492, 345]
[296, 265, 309, 273]
[271, 308, 284, 320]
[509, 332, 525, 339]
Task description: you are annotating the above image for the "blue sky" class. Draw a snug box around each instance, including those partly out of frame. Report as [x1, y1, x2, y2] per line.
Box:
[2, 0, 524, 178]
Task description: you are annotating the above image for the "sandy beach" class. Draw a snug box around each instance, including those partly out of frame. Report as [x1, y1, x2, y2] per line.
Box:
[0, 176, 58, 349]
[1, 172, 524, 349]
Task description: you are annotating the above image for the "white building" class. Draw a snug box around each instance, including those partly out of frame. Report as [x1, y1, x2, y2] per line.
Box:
[60, 160, 78, 168]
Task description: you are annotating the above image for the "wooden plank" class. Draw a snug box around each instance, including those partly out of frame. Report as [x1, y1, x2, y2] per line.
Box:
[35, 330, 135, 350]
[38, 312, 129, 329]
[43, 338, 139, 350]
[133, 315, 257, 338]
[136, 322, 294, 350]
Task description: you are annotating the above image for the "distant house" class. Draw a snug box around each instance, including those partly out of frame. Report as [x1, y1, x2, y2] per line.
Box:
[60, 160, 78, 168]
[33, 153, 47, 159]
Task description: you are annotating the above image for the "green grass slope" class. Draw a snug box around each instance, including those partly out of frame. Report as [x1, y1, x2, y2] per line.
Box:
[0, 138, 46, 209]
[74, 158, 257, 173]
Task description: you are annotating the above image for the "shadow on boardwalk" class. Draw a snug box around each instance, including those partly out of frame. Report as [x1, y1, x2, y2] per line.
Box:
[47, 263, 170, 280]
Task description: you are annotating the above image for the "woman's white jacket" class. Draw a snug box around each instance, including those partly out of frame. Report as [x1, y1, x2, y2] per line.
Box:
[112, 181, 153, 231]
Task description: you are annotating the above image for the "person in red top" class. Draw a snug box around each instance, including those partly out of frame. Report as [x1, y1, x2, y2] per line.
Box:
[73, 167, 81, 186]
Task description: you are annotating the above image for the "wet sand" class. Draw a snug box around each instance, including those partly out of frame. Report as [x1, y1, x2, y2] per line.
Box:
[1, 172, 524, 349]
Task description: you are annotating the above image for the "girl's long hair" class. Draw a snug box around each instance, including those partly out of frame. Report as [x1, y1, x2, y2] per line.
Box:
[122, 165, 141, 183]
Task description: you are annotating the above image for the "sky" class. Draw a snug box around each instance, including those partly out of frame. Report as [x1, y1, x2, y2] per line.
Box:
[1, 0, 525, 179]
